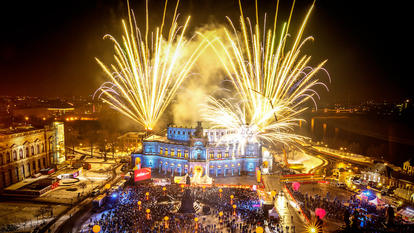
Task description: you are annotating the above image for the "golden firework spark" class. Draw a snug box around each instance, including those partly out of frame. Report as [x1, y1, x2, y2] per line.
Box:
[94, 0, 210, 131]
[201, 96, 307, 154]
[201, 0, 329, 148]
[305, 219, 323, 233]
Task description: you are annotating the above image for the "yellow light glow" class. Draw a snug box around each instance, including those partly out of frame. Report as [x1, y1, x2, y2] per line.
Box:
[305, 220, 322, 233]
[95, 0, 211, 131]
[200, 0, 328, 150]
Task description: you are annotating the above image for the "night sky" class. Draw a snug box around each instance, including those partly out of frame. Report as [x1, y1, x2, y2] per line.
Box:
[0, 0, 411, 103]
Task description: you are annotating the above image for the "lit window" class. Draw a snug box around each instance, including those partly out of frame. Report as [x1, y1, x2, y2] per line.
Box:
[225, 152, 229, 158]
[165, 148, 168, 156]
[171, 149, 175, 157]
[218, 152, 222, 159]
[177, 150, 182, 158]
[184, 150, 189, 158]
[210, 152, 214, 159]
[160, 147, 163, 155]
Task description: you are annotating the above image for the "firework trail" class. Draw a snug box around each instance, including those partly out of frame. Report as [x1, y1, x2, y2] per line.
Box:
[201, 0, 330, 150]
[94, 0, 210, 131]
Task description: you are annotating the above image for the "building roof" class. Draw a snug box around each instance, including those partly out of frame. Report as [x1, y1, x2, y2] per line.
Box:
[0, 126, 37, 135]
[403, 159, 414, 167]
[390, 170, 414, 184]
[144, 135, 189, 146]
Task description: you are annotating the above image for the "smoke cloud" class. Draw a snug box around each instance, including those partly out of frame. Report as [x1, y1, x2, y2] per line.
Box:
[171, 24, 231, 127]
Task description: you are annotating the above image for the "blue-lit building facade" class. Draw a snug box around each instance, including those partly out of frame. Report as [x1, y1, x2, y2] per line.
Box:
[132, 122, 262, 176]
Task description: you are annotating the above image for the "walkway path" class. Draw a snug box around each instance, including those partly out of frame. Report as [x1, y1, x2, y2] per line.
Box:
[262, 174, 306, 232]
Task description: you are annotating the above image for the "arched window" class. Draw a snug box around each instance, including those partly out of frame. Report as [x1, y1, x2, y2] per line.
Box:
[6, 152, 10, 163]
[0, 153, 3, 165]
[37, 145, 40, 154]
[26, 147, 29, 157]
[31, 146, 34, 155]
[41, 143, 45, 153]
[13, 150, 17, 161]
[19, 149, 23, 159]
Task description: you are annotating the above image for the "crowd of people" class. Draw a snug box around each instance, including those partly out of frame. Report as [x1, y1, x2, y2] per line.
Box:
[286, 185, 414, 232]
[81, 183, 272, 233]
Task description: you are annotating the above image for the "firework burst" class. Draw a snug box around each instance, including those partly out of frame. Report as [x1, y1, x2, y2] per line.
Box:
[201, 0, 330, 148]
[94, 0, 210, 131]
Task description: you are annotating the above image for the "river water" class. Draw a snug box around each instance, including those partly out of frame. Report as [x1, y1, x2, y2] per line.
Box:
[298, 113, 414, 166]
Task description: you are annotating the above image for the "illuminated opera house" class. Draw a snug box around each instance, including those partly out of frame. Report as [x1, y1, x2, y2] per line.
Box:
[131, 122, 262, 178]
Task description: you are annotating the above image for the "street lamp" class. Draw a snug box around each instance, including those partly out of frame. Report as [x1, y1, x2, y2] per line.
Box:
[194, 217, 199, 230]
[219, 211, 223, 223]
[137, 201, 141, 210]
[146, 209, 151, 220]
[232, 204, 237, 216]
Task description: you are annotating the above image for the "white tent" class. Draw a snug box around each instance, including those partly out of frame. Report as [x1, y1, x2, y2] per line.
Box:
[368, 197, 385, 206]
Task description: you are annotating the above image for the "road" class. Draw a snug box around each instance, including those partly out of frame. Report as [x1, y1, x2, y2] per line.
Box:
[262, 174, 306, 232]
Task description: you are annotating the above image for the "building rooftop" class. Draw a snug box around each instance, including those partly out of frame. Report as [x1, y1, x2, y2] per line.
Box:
[0, 126, 37, 135]
[144, 135, 189, 145]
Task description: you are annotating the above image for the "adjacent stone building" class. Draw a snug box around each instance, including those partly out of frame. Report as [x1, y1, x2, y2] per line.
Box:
[0, 122, 65, 189]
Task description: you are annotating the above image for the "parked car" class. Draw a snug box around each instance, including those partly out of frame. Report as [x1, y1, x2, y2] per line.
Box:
[110, 185, 121, 193]
[120, 158, 129, 163]
[352, 179, 361, 185]
[336, 182, 346, 188]
[121, 164, 129, 172]
[91, 188, 100, 196]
